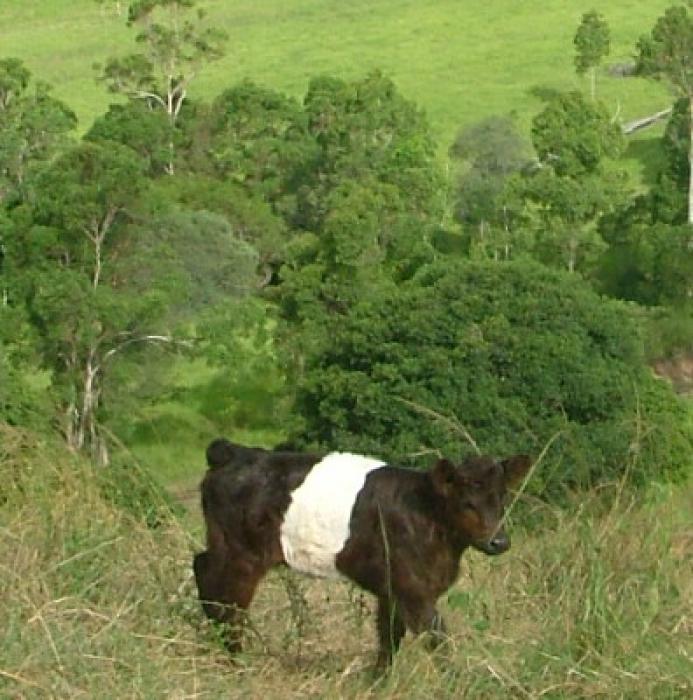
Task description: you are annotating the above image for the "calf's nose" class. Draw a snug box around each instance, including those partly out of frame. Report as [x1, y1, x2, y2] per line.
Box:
[487, 531, 510, 555]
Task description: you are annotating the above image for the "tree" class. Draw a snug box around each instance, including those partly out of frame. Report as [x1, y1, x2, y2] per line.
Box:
[140, 209, 260, 312]
[276, 177, 421, 325]
[0, 57, 30, 110]
[273, 73, 443, 365]
[201, 80, 319, 220]
[598, 98, 693, 312]
[148, 173, 289, 283]
[599, 220, 693, 307]
[574, 10, 611, 100]
[4, 142, 149, 459]
[0, 58, 76, 201]
[531, 91, 623, 177]
[98, 0, 227, 173]
[523, 91, 626, 274]
[4, 137, 265, 462]
[284, 259, 692, 498]
[648, 98, 691, 225]
[299, 72, 445, 230]
[449, 116, 531, 259]
[523, 168, 618, 273]
[86, 101, 173, 176]
[636, 5, 693, 224]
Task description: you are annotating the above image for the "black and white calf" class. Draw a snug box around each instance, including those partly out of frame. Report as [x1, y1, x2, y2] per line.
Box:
[193, 438, 531, 666]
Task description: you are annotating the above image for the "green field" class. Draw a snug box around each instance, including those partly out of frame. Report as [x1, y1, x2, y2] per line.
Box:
[2, 0, 674, 154]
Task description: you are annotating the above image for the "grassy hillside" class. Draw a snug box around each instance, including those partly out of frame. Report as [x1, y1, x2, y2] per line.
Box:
[2, 423, 691, 697]
[2, 0, 674, 154]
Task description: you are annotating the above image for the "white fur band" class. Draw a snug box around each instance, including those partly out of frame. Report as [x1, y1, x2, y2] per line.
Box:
[280, 453, 385, 578]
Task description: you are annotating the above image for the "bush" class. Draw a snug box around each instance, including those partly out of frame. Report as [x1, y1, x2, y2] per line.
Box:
[288, 259, 691, 498]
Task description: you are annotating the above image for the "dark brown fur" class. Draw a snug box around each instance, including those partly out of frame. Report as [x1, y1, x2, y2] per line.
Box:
[193, 439, 531, 666]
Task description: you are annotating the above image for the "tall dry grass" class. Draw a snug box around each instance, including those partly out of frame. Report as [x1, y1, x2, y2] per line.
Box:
[1, 423, 691, 698]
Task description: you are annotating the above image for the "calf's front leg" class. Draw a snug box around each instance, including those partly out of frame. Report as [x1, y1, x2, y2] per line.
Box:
[398, 596, 449, 649]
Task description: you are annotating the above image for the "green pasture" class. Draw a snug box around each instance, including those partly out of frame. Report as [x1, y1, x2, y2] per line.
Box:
[3, 0, 674, 153]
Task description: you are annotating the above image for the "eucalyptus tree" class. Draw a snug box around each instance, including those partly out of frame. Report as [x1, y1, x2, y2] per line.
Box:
[449, 115, 531, 259]
[0, 58, 76, 201]
[98, 0, 227, 173]
[5, 142, 152, 460]
[636, 4, 693, 224]
[524, 91, 626, 274]
[573, 10, 611, 100]
[4, 137, 262, 462]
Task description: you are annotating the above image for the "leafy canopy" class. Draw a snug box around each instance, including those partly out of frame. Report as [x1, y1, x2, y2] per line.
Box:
[286, 259, 692, 498]
[636, 4, 693, 97]
[0, 59, 76, 199]
[574, 11, 611, 75]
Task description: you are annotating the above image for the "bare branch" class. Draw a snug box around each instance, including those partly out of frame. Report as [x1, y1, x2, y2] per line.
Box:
[130, 90, 168, 110]
[102, 334, 193, 363]
[622, 107, 672, 135]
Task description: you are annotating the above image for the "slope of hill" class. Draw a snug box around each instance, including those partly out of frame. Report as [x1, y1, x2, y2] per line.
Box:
[2, 0, 674, 153]
[2, 422, 690, 697]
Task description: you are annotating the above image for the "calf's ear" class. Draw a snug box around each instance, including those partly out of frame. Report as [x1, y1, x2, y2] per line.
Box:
[430, 458, 457, 496]
[501, 455, 532, 489]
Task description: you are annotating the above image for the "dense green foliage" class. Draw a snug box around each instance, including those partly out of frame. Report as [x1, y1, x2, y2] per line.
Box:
[287, 259, 691, 496]
[636, 3, 693, 224]
[0, 58, 77, 199]
[0, 3, 691, 499]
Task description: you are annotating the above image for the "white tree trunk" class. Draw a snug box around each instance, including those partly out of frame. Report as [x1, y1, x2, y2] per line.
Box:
[75, 350, 98, 451]
[688, 96, 693, 226]
[590, 67, 596, 101]
[567, 236, 577, 274]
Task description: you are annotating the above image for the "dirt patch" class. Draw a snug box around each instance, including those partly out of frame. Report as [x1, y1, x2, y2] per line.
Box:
[652, 354, 693, 395]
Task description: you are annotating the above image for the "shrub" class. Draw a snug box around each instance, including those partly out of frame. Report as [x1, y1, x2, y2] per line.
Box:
[288, 259, 691, 498]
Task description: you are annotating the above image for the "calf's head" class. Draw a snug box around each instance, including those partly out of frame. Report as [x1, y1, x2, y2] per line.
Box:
[431, 454, 532, 555]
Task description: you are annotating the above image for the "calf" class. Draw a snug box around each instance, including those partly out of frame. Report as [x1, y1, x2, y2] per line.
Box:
[193, 439, 531, 666]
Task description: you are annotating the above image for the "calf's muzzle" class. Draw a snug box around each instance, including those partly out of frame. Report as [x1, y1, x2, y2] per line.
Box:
[475, 528, 510, 556]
